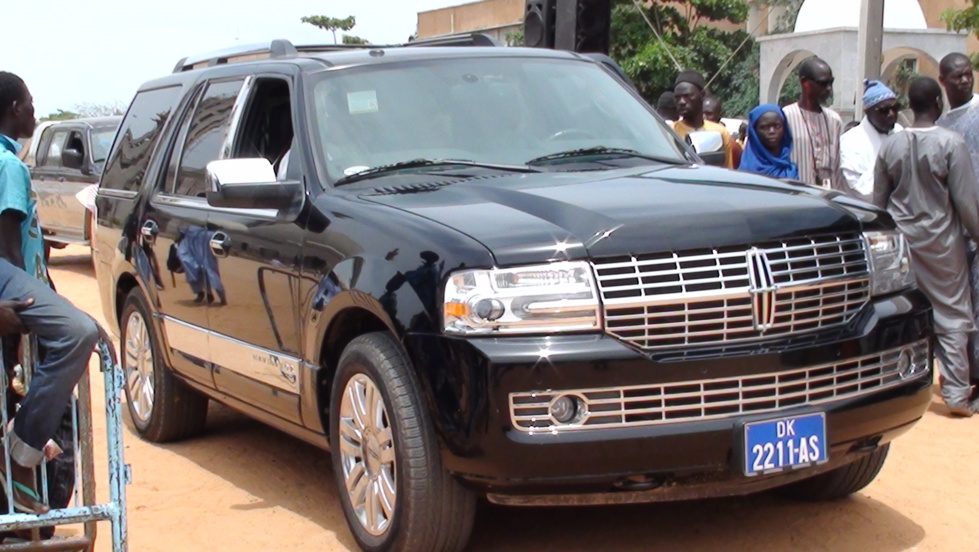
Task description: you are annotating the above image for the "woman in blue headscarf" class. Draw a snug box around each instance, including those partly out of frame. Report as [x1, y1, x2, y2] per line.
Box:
[738, 104, 799, 179]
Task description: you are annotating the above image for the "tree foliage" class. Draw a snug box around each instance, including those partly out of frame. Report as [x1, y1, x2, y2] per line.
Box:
[941, 2, 979, 69]
[40, 109, 79, 122]
[610, 0, 759, 117]
[302, 15, 357, 44]
[342, 35, 370, 45]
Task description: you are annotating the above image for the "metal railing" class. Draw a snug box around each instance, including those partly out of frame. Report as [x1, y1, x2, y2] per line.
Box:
[0, 324, 128, 551]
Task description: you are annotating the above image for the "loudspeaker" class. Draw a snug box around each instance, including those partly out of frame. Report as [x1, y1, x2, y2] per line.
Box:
[524, 0, 556, 48]
[554, 0, 611, 54]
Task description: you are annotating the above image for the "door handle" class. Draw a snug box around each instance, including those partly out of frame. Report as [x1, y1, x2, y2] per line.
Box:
[58, 177, 66, 183]
[209, 232, 231, 258]
[140, 221, 159, 244]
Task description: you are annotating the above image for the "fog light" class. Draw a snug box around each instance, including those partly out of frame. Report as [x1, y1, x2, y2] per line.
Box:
[550, 395, 578, 424]
[897, 348, 916, 379]
[473, 298, 505, 321]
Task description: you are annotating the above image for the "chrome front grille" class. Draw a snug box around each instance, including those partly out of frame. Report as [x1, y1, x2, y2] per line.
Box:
[509, 340, 929, 433]
[593, 234, 870, 350]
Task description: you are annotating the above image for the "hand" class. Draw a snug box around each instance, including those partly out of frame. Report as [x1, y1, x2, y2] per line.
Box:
[0, 298, 33, 335]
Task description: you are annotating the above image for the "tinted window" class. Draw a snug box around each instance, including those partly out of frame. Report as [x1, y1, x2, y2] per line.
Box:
[40, 130, 69, 168]
[101, 86, 181, 192]
[173, 79, 243, 197]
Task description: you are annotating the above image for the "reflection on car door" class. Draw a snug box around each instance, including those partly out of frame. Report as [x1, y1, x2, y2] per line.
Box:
[55, 129, 98, 242]
[206, 74, 305, 425]
[142, 80, 244, 388]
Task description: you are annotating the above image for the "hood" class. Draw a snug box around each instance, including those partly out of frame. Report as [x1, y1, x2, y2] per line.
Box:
[358, 166, 870, 266]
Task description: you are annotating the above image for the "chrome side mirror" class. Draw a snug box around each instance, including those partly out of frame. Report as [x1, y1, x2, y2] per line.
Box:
[205, 158, 301, 210]
[687, 130, 726, 167]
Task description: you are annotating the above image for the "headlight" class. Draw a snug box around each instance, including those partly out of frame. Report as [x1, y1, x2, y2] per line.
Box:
[443, 261, 602, 335]
[864, 231, 915, 296]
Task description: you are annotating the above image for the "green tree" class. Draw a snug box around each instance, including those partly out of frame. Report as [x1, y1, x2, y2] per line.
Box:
[942, 2, 979, 69]
[39, 109, 78, 122]
[610, 0, 758, 117]
[301, 15, 357, 44]
[342, 35, 370, 45]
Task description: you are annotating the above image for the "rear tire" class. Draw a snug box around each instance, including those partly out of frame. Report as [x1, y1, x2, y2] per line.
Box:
[120, 289, 208, 442]
[330, 332, 476, 552]
[780, 444, 890, 501]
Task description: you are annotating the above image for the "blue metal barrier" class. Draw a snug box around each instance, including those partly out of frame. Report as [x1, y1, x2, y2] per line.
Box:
[0, 324, 128, 551]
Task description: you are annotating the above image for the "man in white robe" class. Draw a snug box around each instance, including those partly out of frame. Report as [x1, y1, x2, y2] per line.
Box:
[840, 80, 902, 201]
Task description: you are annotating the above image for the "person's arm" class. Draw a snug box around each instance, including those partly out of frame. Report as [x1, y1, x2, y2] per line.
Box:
[721, 130, 734, 169]
[0, 160, 30, 270]
[840, 142, 873, 201]
[871, 147, 893, 210]
[0, 211, 25, 270]
[0, 298, 32, 335]
[946, 138, 979, 242]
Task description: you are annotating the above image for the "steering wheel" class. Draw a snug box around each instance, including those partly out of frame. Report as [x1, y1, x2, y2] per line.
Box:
[544, 128, 596, 143]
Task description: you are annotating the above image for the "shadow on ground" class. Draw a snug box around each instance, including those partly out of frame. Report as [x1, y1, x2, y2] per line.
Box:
[122, 401, 926, 552]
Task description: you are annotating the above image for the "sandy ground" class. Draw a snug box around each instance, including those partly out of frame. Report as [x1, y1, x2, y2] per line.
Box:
[40, 246, 976, 552]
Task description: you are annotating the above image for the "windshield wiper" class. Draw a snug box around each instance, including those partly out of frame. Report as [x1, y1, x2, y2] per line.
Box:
[527, 146, 688, 166]
[334, 158, 541, 186]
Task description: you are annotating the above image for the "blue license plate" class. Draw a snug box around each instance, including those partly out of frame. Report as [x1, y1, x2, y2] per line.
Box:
[743, 413, 828, 476]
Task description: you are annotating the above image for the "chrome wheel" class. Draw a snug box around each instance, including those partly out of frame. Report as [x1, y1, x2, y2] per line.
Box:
[338, 373, 397, 537]
[124, 311, 155, 424]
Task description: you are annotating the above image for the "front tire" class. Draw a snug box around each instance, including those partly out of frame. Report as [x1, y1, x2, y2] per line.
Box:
[120, 289, 208, 442]
[780, 444, 890, 501]
[330, 332, 476, 552]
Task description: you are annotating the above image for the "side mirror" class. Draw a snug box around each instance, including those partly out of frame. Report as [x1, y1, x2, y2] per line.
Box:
[62, 148, 84, 170]
[205, 158, 302, 211]
[687, 130, 726, 167]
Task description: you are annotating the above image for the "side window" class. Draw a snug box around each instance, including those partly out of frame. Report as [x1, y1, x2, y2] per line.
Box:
[40, 130, 69, 168]
[172, 79, 244, 197]
[232, 78, 293, 179]
[102, 85, 182, 192]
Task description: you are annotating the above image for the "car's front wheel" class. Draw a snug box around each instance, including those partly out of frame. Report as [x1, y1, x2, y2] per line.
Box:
[780, 444, 890, 501]
[120, 289, 208, 443]
[330, 332, 476, 552]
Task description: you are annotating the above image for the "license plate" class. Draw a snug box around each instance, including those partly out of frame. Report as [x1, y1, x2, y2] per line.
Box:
[743, 413, 827, 476]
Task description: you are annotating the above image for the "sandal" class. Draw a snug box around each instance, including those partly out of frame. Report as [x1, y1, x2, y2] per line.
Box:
[0, 442, 48, 515]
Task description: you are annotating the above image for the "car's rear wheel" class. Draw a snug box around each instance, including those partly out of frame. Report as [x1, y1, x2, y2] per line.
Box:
[330, 332, 476, 552]
[780, 444, 890, 501]
[120, 289, 208, 442]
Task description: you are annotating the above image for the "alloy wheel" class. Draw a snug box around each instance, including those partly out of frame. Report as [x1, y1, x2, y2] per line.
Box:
[338, 373, 397, 536]
[124, 311, 155, 423]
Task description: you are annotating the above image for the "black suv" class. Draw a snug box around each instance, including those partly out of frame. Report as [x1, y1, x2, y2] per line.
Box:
[94, 38, 933, 552]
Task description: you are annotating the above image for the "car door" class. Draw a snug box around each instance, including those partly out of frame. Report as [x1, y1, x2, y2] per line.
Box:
[206, 72, 306, 424]
[31, 127, 70, 235]
[55, 128, 98, 241]
[141, 79, 245, 387]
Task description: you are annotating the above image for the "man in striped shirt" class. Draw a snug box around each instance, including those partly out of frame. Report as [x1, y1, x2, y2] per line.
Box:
[782, 57, 844, 189]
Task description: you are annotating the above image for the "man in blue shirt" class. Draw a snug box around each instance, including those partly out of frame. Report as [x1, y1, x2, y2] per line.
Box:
[0, 72, 97, 513]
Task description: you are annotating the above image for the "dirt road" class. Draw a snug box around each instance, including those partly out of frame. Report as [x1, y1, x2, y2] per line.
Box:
[45, 246, 975, 552]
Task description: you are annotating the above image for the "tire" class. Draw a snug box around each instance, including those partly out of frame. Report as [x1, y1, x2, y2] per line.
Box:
[780, 444, 890, 501]
[330, 332, 476, 552]
[120, 289, 208, 442]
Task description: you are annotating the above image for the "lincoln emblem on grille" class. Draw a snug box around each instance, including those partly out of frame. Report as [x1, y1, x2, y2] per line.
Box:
[746, 247, 777, 331]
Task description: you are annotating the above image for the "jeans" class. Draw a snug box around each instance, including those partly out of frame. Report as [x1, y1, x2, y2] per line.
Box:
[0, 258, 97, 468]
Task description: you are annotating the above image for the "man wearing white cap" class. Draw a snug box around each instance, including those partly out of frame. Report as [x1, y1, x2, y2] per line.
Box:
[840, 80, 903, 202]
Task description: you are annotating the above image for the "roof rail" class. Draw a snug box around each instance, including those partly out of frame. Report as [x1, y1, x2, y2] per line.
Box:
[173, 39, 298, 73]
[404, 33, 502, 48]
[172, 33, 500, 73]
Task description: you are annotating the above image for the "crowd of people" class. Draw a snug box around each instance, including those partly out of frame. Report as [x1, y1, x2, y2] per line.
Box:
[658, 53, 979, 417]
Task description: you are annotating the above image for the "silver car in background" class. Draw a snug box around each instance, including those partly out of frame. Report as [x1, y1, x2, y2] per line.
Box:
[30, 117, 121, 251]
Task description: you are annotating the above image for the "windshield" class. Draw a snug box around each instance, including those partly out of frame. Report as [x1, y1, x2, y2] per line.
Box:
[308, 56, 687, 184]
[91, 128, 117, 165]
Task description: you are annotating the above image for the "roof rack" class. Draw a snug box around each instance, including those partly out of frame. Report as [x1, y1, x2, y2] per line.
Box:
[173, 39, 298, 73]
[173, 33, 500, 73]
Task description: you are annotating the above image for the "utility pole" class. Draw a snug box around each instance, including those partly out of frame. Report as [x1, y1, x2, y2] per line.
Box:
[855, 0, 885, 119]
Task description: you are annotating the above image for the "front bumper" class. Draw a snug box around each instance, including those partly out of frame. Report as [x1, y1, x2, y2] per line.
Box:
[404, 289, 932, 499]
